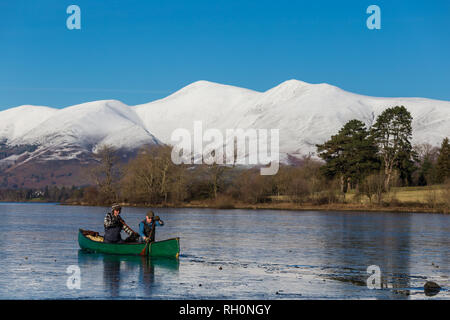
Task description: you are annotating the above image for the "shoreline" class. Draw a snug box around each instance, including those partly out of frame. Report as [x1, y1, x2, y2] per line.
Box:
[57, 200, 448, 214]
[1, 199, 447, 214]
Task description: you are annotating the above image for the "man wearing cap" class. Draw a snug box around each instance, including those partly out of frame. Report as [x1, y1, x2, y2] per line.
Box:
[138, 210, 164, 243]
[104, 203, 138, 243]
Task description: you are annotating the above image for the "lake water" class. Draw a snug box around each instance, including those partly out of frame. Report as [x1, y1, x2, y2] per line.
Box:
[0, 203, 448, 299]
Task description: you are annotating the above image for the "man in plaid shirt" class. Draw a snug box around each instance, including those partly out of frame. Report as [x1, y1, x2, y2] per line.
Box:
[104, 203, 138, 243]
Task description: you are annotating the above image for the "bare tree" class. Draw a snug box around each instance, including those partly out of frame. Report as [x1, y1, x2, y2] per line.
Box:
[90, 145, 120, 204]
[360, 173, 385, 205]
[121, 145, 187, 204]
[206, 164, 226, 199]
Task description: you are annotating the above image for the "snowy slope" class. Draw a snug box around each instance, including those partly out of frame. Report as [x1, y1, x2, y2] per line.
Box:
[14, 100, 159, 150]
[246, 80, 450, 157]
[0, 100, 160, 164]
[133, 80, 260, 143]
[0, 105, 58, 141]
[1, 80, 449, 165]
[134, 79, 450, 159]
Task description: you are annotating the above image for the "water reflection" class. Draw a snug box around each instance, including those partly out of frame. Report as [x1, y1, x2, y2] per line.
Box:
[318, 213, 412, 298]
[77, 250, 179, 298]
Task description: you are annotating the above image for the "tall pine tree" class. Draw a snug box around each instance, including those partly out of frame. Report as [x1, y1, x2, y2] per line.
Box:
[317, 119, 379, 192]
[370, 106, 413, 190]
[436, 137, 450, 183]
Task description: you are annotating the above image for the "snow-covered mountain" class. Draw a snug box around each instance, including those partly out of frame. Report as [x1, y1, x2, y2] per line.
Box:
[0, 100, 160, 166]
[0, 105, 58, 141]
[1, 79, 449, 170]
[19, 100, 159, 149]
[134, 80, 450, 160]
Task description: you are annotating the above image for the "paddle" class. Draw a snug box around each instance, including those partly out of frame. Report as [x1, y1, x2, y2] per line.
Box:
[139, 239, 150, 256]
[118, 216, 139, 238]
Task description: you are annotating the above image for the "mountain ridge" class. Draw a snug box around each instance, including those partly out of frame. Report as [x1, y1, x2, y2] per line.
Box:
[1, 79, 449, 187]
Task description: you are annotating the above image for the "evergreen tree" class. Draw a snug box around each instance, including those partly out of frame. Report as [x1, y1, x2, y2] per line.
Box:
[396, 149, 418, 186]
[316, 132, 347, 192]
[370, 106, 413, 190]
[343, 120, 380, 190]
[317, 119, 379, 192]
[436, 137, 450, 183]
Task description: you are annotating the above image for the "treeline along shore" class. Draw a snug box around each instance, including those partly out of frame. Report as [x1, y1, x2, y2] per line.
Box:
[1, 106, 449, 213]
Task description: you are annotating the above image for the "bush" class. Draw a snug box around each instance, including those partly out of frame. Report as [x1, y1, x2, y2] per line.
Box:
[213, 195, 236, 209]
[388, 197, 401, 207]
[359, 173, 385, 205]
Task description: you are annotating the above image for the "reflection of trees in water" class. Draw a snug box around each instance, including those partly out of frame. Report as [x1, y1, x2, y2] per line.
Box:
[320, 214, 411, 298]
[377, 217, 411, 297]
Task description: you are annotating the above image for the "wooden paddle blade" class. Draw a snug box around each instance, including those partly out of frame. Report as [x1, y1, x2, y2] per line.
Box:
[139, 241, 150, 256]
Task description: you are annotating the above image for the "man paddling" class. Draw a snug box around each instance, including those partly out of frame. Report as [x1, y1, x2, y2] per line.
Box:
[138, 210, 164, 243]
[104, 203, 138, 243]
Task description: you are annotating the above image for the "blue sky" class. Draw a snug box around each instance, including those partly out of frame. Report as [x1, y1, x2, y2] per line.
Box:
[0, 0, 449, 110]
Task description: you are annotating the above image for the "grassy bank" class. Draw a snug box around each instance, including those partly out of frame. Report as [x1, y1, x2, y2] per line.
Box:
[181, 201, 447, 214]
[63, 200, 448, 214]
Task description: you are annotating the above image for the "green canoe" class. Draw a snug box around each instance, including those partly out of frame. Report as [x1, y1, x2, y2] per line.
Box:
[78, 229, 180, 258]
